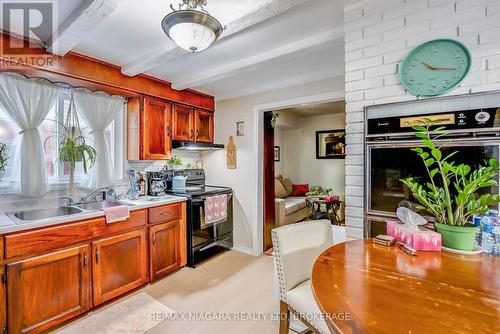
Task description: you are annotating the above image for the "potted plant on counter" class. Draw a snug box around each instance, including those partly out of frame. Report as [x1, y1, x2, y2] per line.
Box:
[401, 121, 500, 251]
[168, 155, 183, 170]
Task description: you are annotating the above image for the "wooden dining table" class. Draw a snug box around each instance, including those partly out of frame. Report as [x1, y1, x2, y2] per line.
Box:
[311, 239, 500, 334]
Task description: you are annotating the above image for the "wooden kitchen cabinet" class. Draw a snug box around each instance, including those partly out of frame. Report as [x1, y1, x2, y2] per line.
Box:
[172, 104, 194, 141]
[0, 202, 186, 333]
[127, 96, 172, 160]
[149, 221, 180, 281]
[173, 104, 214, 143]
[92, 229, 148, 306]
[6, 245, 91, 334]
[195, 109, 214, 143]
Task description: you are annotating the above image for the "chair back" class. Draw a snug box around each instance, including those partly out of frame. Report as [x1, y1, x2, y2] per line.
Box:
[272, 220, 332, 300]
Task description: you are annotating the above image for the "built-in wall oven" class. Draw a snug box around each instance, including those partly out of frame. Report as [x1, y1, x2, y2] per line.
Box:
[365, 92, 500, 237]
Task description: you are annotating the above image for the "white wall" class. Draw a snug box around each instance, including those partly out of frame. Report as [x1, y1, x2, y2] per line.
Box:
[280, 113, 346, 196]
[202, 77, 345, 253]
[344, 0, 500, 239]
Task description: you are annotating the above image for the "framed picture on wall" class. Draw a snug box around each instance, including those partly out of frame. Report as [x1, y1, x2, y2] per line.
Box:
[316, 130, 346, 159]
[274, 146, 280, 162]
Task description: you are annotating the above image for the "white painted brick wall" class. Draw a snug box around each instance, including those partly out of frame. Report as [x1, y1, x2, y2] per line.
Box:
[343, 0, 500, 239]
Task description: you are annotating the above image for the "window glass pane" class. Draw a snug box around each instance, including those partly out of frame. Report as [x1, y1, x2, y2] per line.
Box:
[40, 108, 57, 180]
[0, 109, 18, 181]
[0, 89, 120, 190]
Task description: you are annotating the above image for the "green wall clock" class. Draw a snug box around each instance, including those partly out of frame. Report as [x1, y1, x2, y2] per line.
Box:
[400, 39, 471, 97]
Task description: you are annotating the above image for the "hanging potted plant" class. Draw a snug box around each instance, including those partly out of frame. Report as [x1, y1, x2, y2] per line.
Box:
[401, 121, 500, 251]
[0, 142, 9, 179]
[270, 112, 280, 128]
[45, 93, 96, 196]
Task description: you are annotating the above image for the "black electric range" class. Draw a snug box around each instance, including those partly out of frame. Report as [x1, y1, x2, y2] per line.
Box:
[165, 169, 233, 267]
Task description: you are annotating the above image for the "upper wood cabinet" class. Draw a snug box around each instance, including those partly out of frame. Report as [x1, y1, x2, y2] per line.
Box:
[172, 104, 194, 141]
[173, 104, 214, 143]
[128, 96, 172, 160]
[6, 245, 91, 334]
[92, 229, 148, 306]
[195, 109, 214, 143]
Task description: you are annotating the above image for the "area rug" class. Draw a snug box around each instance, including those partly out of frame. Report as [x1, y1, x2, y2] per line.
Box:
[56, 292, 176, 334]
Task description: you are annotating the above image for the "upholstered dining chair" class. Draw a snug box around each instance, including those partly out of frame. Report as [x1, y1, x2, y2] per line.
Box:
[272, 220, 333, 334]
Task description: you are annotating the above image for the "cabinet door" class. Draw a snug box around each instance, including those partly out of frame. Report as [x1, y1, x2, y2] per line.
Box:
[173, 104, 194, 141]
[149, 221, 180, 281]
[195, 110, 214, 143]
[92, 229, 148, 306]
[6, 245, 91, 334]
[143, 98, 172, 160]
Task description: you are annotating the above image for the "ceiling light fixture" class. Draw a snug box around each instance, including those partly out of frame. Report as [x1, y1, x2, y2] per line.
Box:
[162, 0, 224, 53]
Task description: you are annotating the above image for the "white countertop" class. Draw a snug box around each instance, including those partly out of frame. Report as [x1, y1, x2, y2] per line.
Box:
[0, 196, 187, 234]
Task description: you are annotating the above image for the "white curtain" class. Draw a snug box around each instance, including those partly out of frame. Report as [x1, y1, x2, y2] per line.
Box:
[74, 89, 124, 189]
[0, 73, 59, 197]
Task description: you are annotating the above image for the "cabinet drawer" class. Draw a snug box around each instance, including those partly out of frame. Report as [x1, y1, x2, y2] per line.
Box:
[4, 218, 100, 259]
[149, 204, 181, 225]
[93, 209, 147, 237]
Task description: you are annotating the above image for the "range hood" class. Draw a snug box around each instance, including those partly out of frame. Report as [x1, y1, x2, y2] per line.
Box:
[172, 141, 224, 151]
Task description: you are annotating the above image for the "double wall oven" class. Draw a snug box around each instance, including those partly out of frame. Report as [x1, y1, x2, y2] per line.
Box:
[365, 92, 500, 237]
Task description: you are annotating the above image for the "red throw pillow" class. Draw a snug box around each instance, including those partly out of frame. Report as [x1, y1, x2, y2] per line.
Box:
[292, 184, 309, 196]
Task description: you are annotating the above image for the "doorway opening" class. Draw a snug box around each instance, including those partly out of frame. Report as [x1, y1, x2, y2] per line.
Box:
[262, 99, 346, 252]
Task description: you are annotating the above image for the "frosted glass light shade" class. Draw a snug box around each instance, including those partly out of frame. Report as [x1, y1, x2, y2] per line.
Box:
[168, 22, 216, 53]
[162, 10, 223, 53]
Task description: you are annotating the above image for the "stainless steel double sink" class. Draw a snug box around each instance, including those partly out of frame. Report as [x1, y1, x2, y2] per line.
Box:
[6, 201, 133, 224]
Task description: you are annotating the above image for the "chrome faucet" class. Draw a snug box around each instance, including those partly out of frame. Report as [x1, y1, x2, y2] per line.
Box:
[80, 187, 111, 204]
[61, 196, 75, 206]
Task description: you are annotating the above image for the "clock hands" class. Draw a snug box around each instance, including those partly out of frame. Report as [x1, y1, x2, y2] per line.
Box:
[420, 61, 436, 70]
[433, 66, 458, 71]
[420, 61, 457, 71]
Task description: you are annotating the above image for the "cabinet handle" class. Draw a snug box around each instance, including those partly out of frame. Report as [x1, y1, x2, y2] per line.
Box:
[196, 129, 199, 139]
[84, 251, 88, 269]
[190, 129, 194, 139]
[96, 248, 100, 264]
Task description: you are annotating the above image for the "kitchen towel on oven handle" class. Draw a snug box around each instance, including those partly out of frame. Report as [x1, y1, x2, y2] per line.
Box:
[200, 194, 228, 229]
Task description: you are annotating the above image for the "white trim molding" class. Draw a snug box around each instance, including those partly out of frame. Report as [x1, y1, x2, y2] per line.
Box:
[251, 90, 345, 255]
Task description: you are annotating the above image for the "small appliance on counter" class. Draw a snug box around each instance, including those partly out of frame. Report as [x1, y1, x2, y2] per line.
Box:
[172, 170, 188, 192]
[126, 169, 141, 199]
[146, 171, 168, 197]
[165, 169, 233, 267]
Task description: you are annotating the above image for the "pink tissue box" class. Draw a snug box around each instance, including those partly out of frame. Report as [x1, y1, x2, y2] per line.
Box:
[386, 220, 441, 251]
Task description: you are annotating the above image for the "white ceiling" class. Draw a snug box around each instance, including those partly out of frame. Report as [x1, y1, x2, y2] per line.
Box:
[279, 100, 346, 117]
[3, 0, 350, 101]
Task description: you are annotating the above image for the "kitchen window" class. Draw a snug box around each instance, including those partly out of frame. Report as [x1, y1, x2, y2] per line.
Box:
[0, 90, 125, 192]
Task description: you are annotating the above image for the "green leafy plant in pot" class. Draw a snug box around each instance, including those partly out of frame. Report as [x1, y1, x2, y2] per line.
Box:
[401, 121, 500, 251]
[168, 155, 183, 170]
[45, 93, 96, 196]
[46, 123, 96, 196]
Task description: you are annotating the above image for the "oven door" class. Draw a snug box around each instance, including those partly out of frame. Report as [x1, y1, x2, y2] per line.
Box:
[365, 137, 500, 236]
[190, 193, 233, 250]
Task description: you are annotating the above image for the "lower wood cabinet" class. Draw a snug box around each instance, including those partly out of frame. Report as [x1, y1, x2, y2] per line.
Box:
[92, 229, 148, 306]
[149, 221, 180, 281]
[6, 245, 91, 334]
[0, 203, 186, 333]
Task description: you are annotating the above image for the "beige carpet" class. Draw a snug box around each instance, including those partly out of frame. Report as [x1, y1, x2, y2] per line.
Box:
[55, 292, 175, 334]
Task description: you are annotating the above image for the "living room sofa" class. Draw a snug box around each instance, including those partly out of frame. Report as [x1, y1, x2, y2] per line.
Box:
[275, 176, 310, 227]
